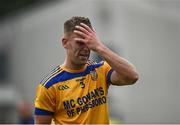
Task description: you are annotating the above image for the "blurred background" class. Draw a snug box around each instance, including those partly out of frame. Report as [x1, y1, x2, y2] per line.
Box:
[0, 0, 179, 124]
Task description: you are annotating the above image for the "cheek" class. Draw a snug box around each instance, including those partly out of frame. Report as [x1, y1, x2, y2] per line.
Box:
[67, 41, 80, 55]
[72, 44, 80, 52]
[69, 46, 79, 55]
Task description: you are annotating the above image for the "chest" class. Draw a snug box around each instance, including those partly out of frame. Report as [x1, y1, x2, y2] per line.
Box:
[54, 71, 108, 113]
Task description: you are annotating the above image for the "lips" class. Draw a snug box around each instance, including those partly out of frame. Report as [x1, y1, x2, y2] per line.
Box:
[79, 51, 89, 56]
[79, 53, 89, 57]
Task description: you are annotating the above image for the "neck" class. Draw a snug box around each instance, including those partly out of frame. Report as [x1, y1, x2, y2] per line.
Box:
[63, 57, 87, 70]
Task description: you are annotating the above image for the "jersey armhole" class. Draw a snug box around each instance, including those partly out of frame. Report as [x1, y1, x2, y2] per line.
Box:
[106, 69, 113, 86]
[35, 107, 54, 116]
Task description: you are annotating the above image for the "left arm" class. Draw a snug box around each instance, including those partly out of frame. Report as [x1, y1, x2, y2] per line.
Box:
[95, 45, 139, 85]
[74, 23, 139, 86]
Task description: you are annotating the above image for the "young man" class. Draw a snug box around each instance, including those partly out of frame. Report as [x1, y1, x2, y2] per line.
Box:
[34, 16, 139, 124]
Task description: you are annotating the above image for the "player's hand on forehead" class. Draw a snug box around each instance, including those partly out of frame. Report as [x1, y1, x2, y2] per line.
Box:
[79, 23, 94, 33]
[74, 23, 94, 37]
[73, 23, 103, 52]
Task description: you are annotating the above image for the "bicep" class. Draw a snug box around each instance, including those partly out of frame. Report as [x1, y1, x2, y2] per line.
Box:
[35, 115, 53, 124]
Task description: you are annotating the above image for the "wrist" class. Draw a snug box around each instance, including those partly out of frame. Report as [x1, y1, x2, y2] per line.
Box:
[95, 43, 109, 57]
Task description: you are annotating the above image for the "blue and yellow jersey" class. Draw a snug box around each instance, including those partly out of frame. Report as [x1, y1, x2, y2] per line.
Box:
[34, 61, 113, 124]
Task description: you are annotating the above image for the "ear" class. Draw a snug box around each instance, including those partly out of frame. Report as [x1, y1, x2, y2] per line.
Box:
[62, 36, 68, 49]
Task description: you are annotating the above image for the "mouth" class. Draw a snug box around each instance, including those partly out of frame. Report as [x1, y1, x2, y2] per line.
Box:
[78, 52, 89, 60]
[79, 50, 89, 56]
[79, 53, 89, 57]
[79, 55, 89, 60]
[77, 49, 90, 61]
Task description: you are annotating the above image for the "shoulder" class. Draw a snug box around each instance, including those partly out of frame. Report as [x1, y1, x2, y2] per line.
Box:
[86, 60, 105, 69]
[39, 61, 107, 89]
[39, 66, 65, 89]
[87, 60, 112, 74]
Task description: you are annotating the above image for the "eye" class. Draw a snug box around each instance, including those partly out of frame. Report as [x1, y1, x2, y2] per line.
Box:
[76, 41, 85, 46]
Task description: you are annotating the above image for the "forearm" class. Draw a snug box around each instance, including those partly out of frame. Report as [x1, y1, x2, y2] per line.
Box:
[73, 23, 138, 84]
[35, 115, 52, 124]
[96, 44, 139, 85]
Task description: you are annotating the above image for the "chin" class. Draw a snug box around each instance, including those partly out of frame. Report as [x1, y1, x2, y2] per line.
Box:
[79, 58, 89, 65]
[78, 57, 89, 63]
[79, 60, 88, 65]
[73, 55, 89, 66]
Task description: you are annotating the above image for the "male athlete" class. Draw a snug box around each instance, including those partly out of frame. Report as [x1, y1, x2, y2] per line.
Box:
[34, 16, 139, 124]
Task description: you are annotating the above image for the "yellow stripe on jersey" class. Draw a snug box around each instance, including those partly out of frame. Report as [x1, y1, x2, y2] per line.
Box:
[40, 66, 62, 86]
[40, 66, 60, 84]
[43, 68, 63, 87]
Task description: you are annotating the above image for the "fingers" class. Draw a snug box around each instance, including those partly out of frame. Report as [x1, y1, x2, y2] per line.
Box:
[80, 23, 94, 33]
[74, 23, 93, 34]
[74, 30, 88, 38]
[74, 23, 94, 39]
[74, 37, 86, 43]
[75, 25, 89, 35]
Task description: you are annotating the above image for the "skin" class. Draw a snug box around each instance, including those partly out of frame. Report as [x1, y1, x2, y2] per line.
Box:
[35, 115, 52, 124]
[35, 23, 139, 124]
[62, 32, 91, 70]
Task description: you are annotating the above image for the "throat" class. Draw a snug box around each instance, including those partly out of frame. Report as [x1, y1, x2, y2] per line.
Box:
[69, 64, 86, 70]
[62, 59, 87, 71]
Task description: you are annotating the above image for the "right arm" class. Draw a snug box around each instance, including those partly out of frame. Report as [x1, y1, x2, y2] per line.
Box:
[34, 85, 55, 124]
[35, 115, 52, 124]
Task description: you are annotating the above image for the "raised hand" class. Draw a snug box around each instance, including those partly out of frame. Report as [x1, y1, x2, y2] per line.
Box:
[74, 23, 104, 52]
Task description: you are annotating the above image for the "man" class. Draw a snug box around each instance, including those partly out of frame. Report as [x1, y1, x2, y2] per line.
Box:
[34, 16, 139, 124]
[18, 101, 34, 124]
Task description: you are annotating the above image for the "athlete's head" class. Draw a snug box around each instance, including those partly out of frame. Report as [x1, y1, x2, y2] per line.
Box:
[62, 16, 93, 66]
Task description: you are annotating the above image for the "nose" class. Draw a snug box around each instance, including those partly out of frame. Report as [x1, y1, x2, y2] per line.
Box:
[83, 45, 89, 50]
[82, 46, 90, 54]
